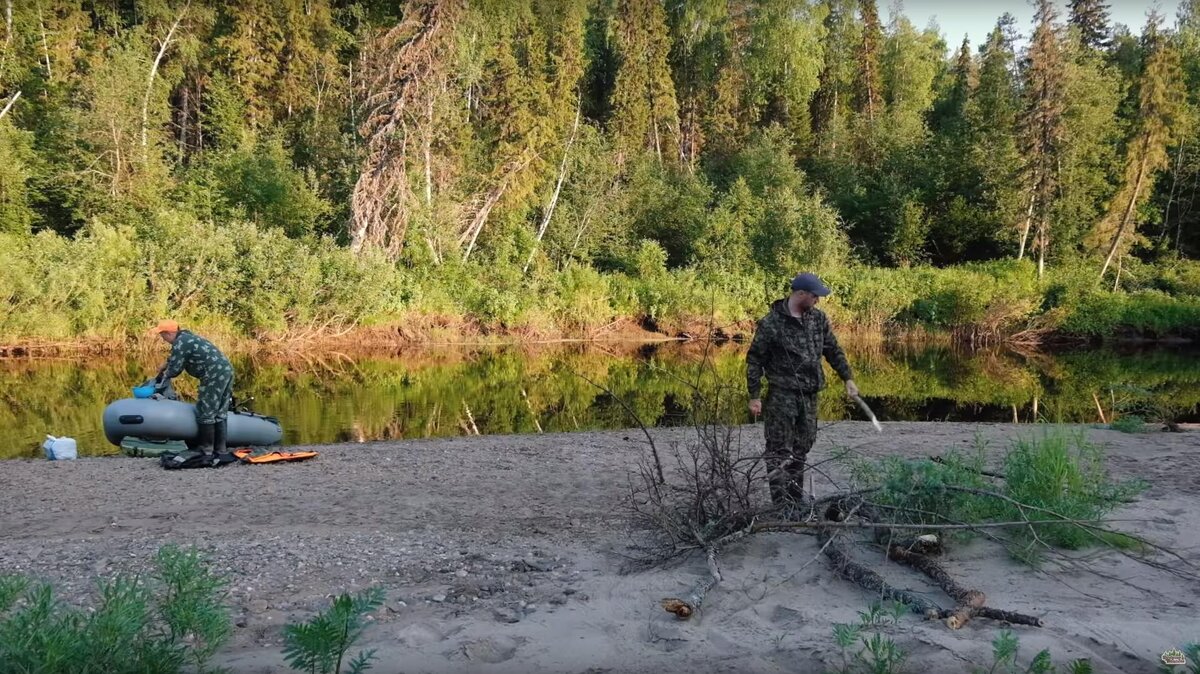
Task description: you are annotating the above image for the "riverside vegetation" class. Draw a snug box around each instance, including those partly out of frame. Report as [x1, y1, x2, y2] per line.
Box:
[3, 2, 1200, 349]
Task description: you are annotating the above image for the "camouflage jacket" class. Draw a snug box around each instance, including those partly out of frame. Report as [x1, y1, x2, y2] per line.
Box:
[163, 331, 232, 381]
[746, 299, 853, 398]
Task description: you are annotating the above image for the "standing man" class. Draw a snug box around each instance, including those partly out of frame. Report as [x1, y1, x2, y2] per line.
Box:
[746, 272, 858, 511]
[148, 319, 235, 457]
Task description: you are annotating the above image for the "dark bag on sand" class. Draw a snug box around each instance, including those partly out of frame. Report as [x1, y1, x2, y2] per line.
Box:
[160, 450, 239, 470]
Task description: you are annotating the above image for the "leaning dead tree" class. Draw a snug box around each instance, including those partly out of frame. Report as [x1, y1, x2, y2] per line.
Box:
[620, 366, 1198, 631]
[351, 0, 464, 259]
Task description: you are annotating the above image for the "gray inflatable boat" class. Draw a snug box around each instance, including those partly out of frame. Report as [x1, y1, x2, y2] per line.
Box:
[102, 395, 283, 448]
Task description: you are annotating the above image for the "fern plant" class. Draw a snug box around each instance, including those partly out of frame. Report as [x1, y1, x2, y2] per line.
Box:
[282, 586, 385, 674]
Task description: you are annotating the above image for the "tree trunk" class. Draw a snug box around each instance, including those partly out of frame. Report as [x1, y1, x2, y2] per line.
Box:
[660, 547, 721, 619]
[818, 528, 943, 619]
[1100, 153, 1150, 280]
[0, 89, 19, 121]
[1160, 140, 1185, 245]
[36, 2, 51, 80]
[0, 0, 13, 78]
[652, 118, 662, 164]
[524, 98, 581, 274]
[1017, 186, 1035, 260]
[195, 79, 204, 151]
[461, 156, 532, 262]
[178, 84, 188, 160]
[142, 4, 188, 159]
[423, 96, 433, 207]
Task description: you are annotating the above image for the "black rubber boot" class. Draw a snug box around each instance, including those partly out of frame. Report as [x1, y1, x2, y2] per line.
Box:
[195, 422, 215, 456]
[213, 418, 228, 455]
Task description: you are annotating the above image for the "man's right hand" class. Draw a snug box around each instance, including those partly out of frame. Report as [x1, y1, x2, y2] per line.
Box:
[749, 399, 762, 417]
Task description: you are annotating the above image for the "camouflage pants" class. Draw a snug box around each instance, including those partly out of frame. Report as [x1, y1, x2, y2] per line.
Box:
[195, 372, 234, 425]
[763, 388, 818, 506]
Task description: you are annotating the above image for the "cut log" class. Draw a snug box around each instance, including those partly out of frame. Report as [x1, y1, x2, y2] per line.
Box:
[886, 544, 1043, 628]
[886, 544, 984, 628]
[818, 528, 943, 619]
[661, 547, 722, 620]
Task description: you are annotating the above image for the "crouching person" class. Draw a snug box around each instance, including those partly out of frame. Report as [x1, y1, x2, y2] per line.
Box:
[148, 319, 235, 457]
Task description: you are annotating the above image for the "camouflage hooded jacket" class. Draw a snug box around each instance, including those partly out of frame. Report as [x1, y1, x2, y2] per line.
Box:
[746, 299, 853, 399]
[163, 330, 233, 382]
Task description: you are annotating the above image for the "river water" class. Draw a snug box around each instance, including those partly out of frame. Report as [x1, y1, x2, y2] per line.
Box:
[2, 341, 1197, 459]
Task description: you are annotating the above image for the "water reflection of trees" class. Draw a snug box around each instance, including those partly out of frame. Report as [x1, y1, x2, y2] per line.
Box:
[2, 343, 1198, 458]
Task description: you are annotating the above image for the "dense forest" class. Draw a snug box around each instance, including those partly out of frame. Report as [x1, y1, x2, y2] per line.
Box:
[1, 0, 1199, 345]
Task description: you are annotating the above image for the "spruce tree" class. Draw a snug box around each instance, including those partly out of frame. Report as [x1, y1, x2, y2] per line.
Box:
[1018, 0, 1068, 277]
[853, 0, 883, 121]
[1068, 0, 1111, 50]
[1097, 12, 1185, 282]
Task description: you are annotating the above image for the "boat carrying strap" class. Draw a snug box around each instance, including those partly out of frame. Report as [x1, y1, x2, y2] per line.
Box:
[233, 448, 318, 464]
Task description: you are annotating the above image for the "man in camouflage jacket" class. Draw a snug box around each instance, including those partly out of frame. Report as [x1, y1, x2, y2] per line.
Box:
[746, 272, 858, 511]
[149, 319, 235, 457]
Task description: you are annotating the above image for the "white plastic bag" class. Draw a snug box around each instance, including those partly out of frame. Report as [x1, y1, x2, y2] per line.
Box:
[43, 435, 78, 460]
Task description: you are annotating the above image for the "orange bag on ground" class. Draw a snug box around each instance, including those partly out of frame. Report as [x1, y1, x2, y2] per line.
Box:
[232, 448, 318, 464]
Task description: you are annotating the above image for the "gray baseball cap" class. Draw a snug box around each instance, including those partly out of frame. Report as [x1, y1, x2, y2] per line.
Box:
[791, 272, 831, 296]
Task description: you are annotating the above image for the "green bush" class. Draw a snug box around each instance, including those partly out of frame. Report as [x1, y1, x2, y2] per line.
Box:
[282, 587, 384, 674]
[0, 545, 231, 674]
[845, 431, 1147, 564]
[1, 213, 1196, 346]
[1058, 289, 1200, 337]
[997, 432, 1147, 556]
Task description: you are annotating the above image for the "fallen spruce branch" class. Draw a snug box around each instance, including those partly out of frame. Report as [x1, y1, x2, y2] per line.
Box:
[887, 542, 1043, 627]
[819, 528, 1044, 629]
[886, 543, 985, 629]
[817, 527, 943, 619]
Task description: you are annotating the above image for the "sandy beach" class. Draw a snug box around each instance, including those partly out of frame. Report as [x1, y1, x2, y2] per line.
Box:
[1, 421, 1197, 673]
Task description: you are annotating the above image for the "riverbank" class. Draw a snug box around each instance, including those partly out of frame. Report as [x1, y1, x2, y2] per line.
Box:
[5, 221, 1200, 357]
[1, 422, 1196, 673]
[0, 317, 1196, 360]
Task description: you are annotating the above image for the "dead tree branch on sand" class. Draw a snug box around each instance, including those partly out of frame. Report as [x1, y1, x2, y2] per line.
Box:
[608, 352, 1192, 629]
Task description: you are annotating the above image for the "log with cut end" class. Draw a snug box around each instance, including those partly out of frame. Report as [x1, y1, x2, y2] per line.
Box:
[818, 528, 943, 619]
[886, 544, 984, 628]
[886, 543, 1042, 628]
[660, 574, 717, 619]
[661, 547, 722, 620]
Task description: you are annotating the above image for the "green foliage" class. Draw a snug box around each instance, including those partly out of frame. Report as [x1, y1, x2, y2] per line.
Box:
[827, 601, 909, 674]
[0, 545, 231, 674]
[282, 586, 385, 674]
[205, 138, 334, 237]
[974, 630, 1093, 674]
[998, 432, 1147, 557]
[0, 121, 38, 235]
[1108, 414, 1147, 433]
[845, 431, 1148, 564]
